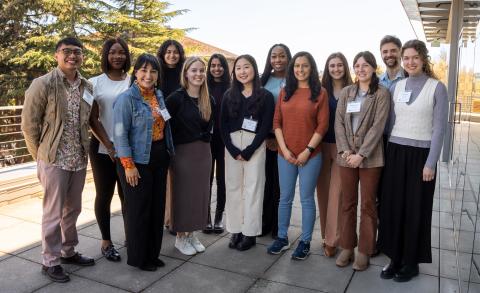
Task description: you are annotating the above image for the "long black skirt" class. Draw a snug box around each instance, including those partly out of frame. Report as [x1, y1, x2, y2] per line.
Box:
[378, 142, 436, 264]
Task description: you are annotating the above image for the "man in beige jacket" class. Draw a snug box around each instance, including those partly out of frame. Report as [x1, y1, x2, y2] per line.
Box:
[22, 37, 95, 283]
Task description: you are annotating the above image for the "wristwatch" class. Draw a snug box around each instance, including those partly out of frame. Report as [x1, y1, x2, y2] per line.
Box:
[306, 146, 315, 153]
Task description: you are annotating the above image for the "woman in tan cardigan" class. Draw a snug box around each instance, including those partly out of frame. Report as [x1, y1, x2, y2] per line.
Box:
[334, 51, 390, 271]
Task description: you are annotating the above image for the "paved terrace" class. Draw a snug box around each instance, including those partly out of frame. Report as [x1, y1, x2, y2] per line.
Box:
[1, 124, 480, 292]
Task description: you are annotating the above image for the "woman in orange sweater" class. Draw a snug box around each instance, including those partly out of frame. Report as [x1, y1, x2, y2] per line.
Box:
[267, 51, 329, 260]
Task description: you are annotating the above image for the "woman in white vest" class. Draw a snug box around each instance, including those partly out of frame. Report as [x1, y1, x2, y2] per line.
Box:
[377, 40, 448, 282]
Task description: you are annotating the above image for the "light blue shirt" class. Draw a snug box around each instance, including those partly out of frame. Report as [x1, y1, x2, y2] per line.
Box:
[264, 76, 285, 104]
[379, 69, 405, 89]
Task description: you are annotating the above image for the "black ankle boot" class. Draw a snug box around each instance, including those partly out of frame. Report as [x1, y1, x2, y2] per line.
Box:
[236, 236, 256, 251]
[228, 233, 243, 249]
[213, 212, 224, 234]
[380, 261, 401, 279]
[393, 264, 419, 282]
[203, 213, 213, 234]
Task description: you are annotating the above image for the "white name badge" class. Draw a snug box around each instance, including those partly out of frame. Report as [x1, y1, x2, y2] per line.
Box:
[159, 108, 171, 121]
[82, 90, 94, 106]
[242, 117, 258, 132]
[397, 91, 412, 103]
[346, 101, 361, 113]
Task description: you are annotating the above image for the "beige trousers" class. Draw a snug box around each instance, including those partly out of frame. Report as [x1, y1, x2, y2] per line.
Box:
[225, 130, 266, 236]
[316, 142, 342, 247]
[37, 160, 86, 267]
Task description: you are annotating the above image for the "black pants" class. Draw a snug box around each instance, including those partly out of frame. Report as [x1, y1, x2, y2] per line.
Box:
[209, 131, 226, 217]
[116, 140, 169, 267]
[89, 137, 125, 241]
[262, 148, 280, 236]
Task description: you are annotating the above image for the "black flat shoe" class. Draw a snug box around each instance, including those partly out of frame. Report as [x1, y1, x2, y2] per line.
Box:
[155, 258, 165, 267]
[61, 252, 95, 266]
[213, 212, 224, 234]
[229, 233, 243, 249]
[380, 261, 400, 279]
[236, 236, 256, 251]
[42, 265, 70, 283]
[101, 245, 121, 262]
[203, 222, 213, 234]
[393, 264, 419, 282]
[139, 264, 157, 271]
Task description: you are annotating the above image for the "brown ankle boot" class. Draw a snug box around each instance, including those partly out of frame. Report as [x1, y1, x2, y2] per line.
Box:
[336, 249, 354, 267]
[352, 252, 370, 271]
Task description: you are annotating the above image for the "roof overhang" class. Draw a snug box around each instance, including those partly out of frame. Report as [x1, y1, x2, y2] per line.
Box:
[401, 0, 480, 43]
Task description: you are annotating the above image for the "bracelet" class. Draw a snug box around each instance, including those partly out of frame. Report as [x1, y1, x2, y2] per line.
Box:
[306, 146, 315, 153]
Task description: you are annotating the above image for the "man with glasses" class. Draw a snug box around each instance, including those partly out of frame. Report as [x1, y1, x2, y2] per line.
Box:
[22, 37, 95, 283]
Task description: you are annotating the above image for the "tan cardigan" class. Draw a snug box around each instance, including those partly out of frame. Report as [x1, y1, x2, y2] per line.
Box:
[334, 84, 390, 168]
[21, 68, 93, 163]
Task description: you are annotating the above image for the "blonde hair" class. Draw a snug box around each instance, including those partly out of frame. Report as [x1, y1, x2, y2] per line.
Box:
[180, 56, 211, 121]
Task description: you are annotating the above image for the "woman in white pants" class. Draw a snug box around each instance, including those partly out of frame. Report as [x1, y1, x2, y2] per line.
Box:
[220, 54, 275, 251]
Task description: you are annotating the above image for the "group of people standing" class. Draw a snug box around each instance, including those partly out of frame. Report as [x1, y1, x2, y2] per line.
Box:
[21, 34, 447, 284]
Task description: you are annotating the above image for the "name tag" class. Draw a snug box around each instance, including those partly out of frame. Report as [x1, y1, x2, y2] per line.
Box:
[346, 101, 361, 113]
[159, 108, 171, 121]
[82, 90, 94, 106]
[397, 91, 411, 103]
[242, 117, 258, 132]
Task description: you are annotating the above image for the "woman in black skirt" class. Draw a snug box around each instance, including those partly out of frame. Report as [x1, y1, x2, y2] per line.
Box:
[378, 40, 448, 282]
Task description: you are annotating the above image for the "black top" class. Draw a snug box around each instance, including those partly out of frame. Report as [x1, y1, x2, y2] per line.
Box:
[162, 67, 181, 98]
[220, 88, 274, 161]
[323, 93, 338, 143]
[166, 88, 214, 145]
[209, 81, 229, 131]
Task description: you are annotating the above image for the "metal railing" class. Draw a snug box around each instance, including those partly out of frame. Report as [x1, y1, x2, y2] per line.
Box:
[0, 106, 33, 168]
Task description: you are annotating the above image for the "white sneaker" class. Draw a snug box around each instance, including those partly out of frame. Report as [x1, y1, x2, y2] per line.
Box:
[175, 236, 196, 255]
[188, 233, 205, 253]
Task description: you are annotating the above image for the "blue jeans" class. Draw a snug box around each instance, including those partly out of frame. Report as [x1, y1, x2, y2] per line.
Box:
[277, 154, 322, 242]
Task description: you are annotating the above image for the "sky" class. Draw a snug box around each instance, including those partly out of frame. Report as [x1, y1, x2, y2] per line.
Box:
[168, 0, 420, 71]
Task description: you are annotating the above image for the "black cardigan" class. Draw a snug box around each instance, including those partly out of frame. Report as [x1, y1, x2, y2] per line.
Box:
[220, 88, 274, 161]
[165, 88, 214, 145]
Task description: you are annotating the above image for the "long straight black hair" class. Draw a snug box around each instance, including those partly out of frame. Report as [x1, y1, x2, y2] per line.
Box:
[284, 51, 321, 102]
[225, 54, 263, 118]
[207, 53, 231, 91]
[260, 44, 292, 86]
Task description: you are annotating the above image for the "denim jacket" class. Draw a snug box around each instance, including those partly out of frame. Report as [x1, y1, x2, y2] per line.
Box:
[113, 83, 174, 164]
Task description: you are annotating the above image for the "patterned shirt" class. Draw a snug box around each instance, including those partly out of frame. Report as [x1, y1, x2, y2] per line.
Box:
[53, 69, 87, 171]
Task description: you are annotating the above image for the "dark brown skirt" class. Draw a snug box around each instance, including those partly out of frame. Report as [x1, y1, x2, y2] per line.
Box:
[171, 140, 212, 232]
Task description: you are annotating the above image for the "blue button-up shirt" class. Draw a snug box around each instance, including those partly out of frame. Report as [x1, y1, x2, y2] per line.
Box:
[379, 69, 405, 90]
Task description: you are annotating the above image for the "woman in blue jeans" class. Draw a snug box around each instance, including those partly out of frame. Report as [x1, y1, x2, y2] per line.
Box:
[267, 52, 329, 260]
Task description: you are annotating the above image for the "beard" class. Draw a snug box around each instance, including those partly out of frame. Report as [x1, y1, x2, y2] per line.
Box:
[383, 57, 398, 69]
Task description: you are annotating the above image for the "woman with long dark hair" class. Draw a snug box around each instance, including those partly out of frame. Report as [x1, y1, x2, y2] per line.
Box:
[316, 52, 353, 257]
[113, 53, 174, 271]
[166, 56, 214, 256]
[89, 37, 131, 262]
[267, 52, 329, 260]
[334, 51, 390, 271]
[203, 53, 231, 234]
[221, 55, 275, 251]
[260, 44, 292, 238]
[378, 40, 447, 282]
[156, 39, 186, 233]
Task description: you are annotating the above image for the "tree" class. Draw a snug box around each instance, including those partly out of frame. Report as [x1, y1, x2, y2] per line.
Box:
[0, 0, 188, 106]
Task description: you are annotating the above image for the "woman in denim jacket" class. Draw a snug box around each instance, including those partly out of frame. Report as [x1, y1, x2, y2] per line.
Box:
[113, 54, 174, 271]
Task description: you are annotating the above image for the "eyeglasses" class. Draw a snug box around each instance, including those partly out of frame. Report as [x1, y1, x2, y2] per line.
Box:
[59, 48, 83, 56]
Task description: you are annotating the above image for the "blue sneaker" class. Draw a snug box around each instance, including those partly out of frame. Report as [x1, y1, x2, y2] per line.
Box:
[267, 237, 290, 254]
[291, 241, 310, 260]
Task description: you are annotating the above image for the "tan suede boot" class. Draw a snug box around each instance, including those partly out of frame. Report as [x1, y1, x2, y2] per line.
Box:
[352, 252, 370, 271]
[335, 249, 354, 267]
